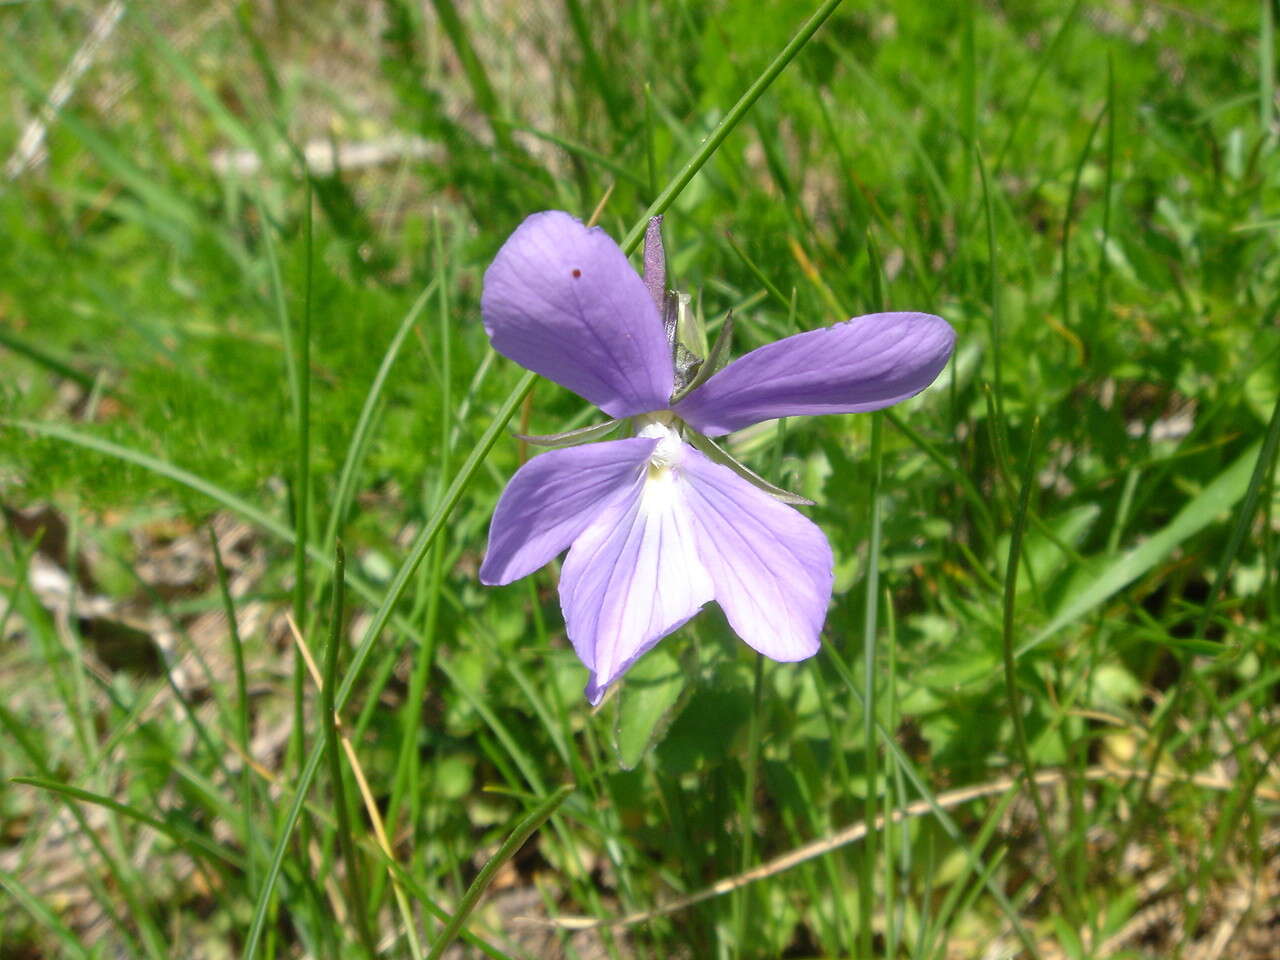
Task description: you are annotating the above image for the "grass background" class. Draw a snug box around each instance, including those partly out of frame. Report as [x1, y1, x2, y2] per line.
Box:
[2, 0, 1279, 957]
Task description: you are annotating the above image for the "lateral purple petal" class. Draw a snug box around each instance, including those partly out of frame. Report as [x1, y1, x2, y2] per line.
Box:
[482, 211, 675, 418]
[674, 311, 956, 435]
[479, 437, 658, 587]
[682, 446, 832, 661]
[559, 466, 713, 705]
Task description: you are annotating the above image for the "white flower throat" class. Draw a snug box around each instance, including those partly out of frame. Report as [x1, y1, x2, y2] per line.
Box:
[636, 419, 686, 504]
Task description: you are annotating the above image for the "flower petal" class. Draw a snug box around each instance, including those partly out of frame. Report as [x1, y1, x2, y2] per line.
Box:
[481, 211, 675, 417]
[559, 459, 713, 704]
[681, 445, 833, 661]
[673, 311, 956, 435]
[479, 437, 658, 586]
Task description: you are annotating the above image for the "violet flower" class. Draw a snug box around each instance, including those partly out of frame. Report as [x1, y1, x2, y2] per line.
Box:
[478, 211, 955, 704]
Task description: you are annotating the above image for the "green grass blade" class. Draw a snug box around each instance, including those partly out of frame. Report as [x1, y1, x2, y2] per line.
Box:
[424, 784, 574, 960]
[12, 776, 243, 869]
[859, 240, 888, 959]
[859, 411, 883, 958]
[1059, 102, 1107, 358]
[563, 0, 623, 122]
[429, 0, 517, 155]
[321, 280, 436, 552]
[0, 868, 93, 960]
[998, 418, 1072, 920]
[1021, 440, 1263, 656]
[0, 328, 96, 388]
[991, 0, 1085, 175]
[4, 419, 295, 541]
[208, 526, 258, 895]
[733, 655, 766, 950]
[1125, 388, 1280, 843]
[1093, 55, 1117, 334]
[322, 543, 376, 956]
[824, 652, 1039, 957]
[1262, 0, 1275, 132]
[618, 0, 847, 254]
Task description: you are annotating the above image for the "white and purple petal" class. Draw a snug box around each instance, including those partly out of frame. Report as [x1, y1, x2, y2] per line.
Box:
[481, 211, 675, 418]
[479, 437, 658, 587]
[673, 311, 956, 435]
[682, 445, 833, 661]
[559, 443, 713, 705]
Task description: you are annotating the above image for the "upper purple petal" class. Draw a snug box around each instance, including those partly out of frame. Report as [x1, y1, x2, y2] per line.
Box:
[481, 211, 675, 418]
[479, 437, 658, 586]
[681, 445, 833, 661]
[558, 452, 713, 704]
[673, 311, 956, 435]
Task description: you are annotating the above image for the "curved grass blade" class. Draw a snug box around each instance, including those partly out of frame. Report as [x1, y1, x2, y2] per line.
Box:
[4, 419, 296, 541]
[0, 328, 96, 388]
[12, 777, 243, 869]
[424, 785, 574, 960]
[1020, 440, 1262, 656]
[618, 0, 846, 254]
[0, 869, 92, 960]
[991, 0, 1085, 175]
[209, 526, 257, 894]
[322, 280, 437, 551]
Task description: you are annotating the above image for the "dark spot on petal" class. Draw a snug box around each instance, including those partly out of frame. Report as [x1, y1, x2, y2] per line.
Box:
[571, 268, 582, 278]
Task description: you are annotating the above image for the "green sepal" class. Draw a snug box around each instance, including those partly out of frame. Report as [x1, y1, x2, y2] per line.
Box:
[515, 418, 623, 448]
[686, 429, 814, 505]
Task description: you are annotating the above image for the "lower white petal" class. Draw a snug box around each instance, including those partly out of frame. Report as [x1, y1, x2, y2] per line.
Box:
[559, 434, 713, 704]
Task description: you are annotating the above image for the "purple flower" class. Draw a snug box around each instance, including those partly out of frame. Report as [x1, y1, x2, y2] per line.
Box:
[478, 211, 955, 704]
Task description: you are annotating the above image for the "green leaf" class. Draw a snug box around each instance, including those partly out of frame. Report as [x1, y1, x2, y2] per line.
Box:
[1020, 442, 1261, 657]
[915, 644, 1000, 693]
[613, 645, 693, 770]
